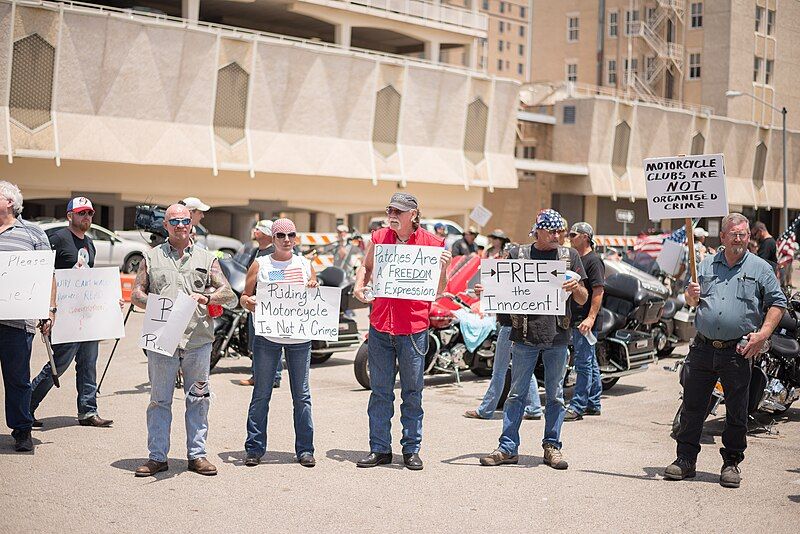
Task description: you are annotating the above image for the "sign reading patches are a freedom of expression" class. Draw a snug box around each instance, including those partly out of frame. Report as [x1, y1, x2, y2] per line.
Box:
[644, 154, 728, 220]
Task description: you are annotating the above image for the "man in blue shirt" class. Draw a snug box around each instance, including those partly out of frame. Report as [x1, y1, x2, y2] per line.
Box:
[665, 213, 786, 488]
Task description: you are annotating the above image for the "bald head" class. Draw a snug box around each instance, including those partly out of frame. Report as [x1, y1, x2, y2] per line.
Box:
[165, 203, 190, 219]
[164, 203, 192, 247]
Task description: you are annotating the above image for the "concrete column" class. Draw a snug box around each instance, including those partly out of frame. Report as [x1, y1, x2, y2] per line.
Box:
[424, 40, 441, 63]
[182, 0, 199, 21]
[334, 22, 352, 49]
[583, 195, 598, 230]
[465, 39, 479, 68]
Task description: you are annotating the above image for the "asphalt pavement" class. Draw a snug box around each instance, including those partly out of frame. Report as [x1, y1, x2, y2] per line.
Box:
[1, 309, 799, 533]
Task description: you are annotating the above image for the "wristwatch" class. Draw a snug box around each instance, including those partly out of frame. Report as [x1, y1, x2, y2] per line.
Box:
[49, 307, 57, 314]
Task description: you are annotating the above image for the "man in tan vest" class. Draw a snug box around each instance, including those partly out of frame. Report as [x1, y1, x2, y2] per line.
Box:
[130, 204, 236, 477]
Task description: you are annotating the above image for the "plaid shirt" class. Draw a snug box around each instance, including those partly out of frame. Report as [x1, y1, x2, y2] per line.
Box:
[0, 219, 51, 332]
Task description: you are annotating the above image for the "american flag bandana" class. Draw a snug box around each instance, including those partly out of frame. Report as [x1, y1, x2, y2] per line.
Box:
[269, 267, 305, 284]
[530, 209, 565, 235]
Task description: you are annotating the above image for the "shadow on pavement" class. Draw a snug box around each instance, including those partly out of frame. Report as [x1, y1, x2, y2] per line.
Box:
[211, 364, 251, 376]
[217, 450, 297, 466]
[325, 449, 405, 470]
[789, 495, 800, 503]
[0, 434, 47, 454]
[440, 452, 543, 468]
[32, 415, 80, 432]
[580, 467, 720, 484]
[111, 458, 181, 481]
[111, 382, 151, 396]
[310, 357, 355, 369]
[600, 384, 647, 397]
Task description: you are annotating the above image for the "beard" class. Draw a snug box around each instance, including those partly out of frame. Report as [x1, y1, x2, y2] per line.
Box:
[728, 244, 746, 255]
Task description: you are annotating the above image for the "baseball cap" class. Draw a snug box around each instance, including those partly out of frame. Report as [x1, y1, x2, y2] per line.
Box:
[181, 197, 210, 212]
[488, 229, 509, 241]
[530, 209, 565, 235]
[254, 219, 273, 236]
[570, 222, 594, 237]
[336, 224, 349, 233]
[433, 222, 446, 230]
[463, 226, 479, 236]
[67, 197, 93, 213]
[693, 227, 708, 238]
[387, 193, 418, 212]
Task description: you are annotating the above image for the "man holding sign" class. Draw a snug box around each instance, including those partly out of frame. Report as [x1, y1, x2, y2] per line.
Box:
[30, 197, 115, 429]
[353, 193, 450, 470]
[478, 209, 587, 470]
[131, 203, 236, 477]
[0, 181, 54, 452]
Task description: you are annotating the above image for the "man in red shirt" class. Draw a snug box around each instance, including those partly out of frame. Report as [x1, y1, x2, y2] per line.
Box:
[353, 193, 451, 470]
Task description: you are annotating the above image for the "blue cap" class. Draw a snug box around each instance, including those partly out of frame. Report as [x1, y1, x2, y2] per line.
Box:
[434, 223, 445, 230]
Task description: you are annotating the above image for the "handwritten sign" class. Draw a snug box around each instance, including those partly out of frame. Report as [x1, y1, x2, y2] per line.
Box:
[479, 259, 566, 315]
[254, 285, 341, 341]
[373, 244, 442, 302]
[51, 267, 125, 344]
[138, 292, 197, 356]
[469, 205, 493, 227]
[645, 153, 728, 220]
[0, 250, 55, 320]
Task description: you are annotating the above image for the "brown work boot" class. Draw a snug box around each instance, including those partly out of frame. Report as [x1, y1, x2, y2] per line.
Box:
[479, 448, 518, 466]
[79, 415, 113, 427]
[238, 377, 254, 386]
[542, 443, 568, 470]
[463, 410, 485, 419]
[188, 457, 218, 476]
[135, 459, 168, 477]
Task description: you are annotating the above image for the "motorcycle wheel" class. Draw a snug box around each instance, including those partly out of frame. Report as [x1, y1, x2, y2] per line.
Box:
[210, 335, 227, 370]
[470, 366, 493, 378]
[311, 353, 333, 365]
[601, 377, 619, 391]
[670, 398, 717, 438]
[354, 341, 371, 390]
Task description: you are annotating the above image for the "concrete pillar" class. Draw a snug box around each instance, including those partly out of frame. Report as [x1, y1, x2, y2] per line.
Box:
[182, 0, 200, 21]
[334, 22, 352, 48]
[465, 40, 479, 68]
[583, 195, 598, 230]
[424, 40, 441, 63]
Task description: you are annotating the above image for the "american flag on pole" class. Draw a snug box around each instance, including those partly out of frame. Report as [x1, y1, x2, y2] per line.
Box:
[268, 267, 305, 284]
[776, 215, 800, 267]
[633, 220, 695, 258]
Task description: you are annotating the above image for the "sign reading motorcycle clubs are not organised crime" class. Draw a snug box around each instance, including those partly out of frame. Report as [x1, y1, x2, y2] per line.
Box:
[644, 153, 728, 220]
[51, 267, 125, 344]
[479, 259, 567, 315]
[372, 244, 442, 302]
[254, 284, 342, 341]
[138, 292, 197, 356]
[0, 250, 55, 320]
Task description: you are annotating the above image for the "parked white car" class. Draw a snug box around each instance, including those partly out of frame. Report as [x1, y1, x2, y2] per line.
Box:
[116, 223, 243, 256]
[36, 221, 150, 273]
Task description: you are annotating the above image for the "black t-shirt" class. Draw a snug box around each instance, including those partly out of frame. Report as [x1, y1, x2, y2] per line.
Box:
[451, 238, 477, 257]
[570, 250, 605, 324]
[49, 227, 96, 269]
[758, 237, 778, 264]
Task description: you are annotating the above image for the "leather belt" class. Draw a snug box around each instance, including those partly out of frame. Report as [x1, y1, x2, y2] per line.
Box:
[695, 333, 739, 349]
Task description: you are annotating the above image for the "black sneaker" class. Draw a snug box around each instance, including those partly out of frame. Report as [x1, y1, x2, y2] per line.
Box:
[402, 453, 423, 471]
[12, 429, 33, 452]
[664, 457, 696, 480]
[584, 408, 602, 416]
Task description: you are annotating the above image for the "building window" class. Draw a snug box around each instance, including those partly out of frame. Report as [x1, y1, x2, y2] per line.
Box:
[608, 11, 618, 37]
[567, 16, 579, 42]
[499, 20, 504, 32]
[608, 59, 617, 84]
[753, 142, 767, 189]
[499, 1, 504, 13]
[519, 26, 525, 37]
[522, 146, 536, 159]
[646, 56, 656, 79]
[646, 6, 656, 23]
[625, 10, 639, 35]
[688, 53, 701, 79]
[517, 63, 523, 75]
[563, 106, 576, 124]
[767, 9, 775, 35]
[9, 33, 55, 132]
[498, 40, 503, 52]
[624, 57, 638, 75]
[566, 63, 577, 82]
[520, 6, 526, 18]
[691, 2, 703, 28]
[765, 59, 774, 85]
[755, 6, 764, 32]
[753, 56, 762, 82]
[518, 44, 524, 55]
[505, 60, 509, 69]
[482, 0, 488, 9]
[497, 59, 503, 70]
[508, 23, 512, 33]
[213, 62, 249, 145]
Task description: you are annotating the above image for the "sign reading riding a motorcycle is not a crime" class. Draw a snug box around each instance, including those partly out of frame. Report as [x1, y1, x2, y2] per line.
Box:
[480, 259, 567, 315]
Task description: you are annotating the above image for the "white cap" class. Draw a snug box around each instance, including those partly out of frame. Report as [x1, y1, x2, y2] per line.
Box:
[255, 219, 273, 236]
[336, 224, 349, 233]
[182, 197, 210, 211]
[693, 227, 708, 238]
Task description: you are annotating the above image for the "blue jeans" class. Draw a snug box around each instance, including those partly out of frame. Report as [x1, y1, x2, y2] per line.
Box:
[0, 324, 34, 432]
[248, 315, 282, 382]
[30, 341, 99, 419]
[476, 326, 542, 418]
[246, 337, 314, 457]
[146, 344, 212, 462]
[499, 342, 569, 454]
[367, 326, 426, 454]
[569, 329, 602, 414]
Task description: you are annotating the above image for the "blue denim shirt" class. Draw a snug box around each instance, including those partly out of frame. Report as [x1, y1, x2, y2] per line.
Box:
[695, 250, 786, 340]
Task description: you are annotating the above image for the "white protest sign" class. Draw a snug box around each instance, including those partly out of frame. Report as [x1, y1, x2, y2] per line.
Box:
[479, 259, 566, 315]
[469, 205, 493, 227]
[656, 239, 685, 277]
[51, 267, 125, 344]
[0, 250, 55, 320]
[373, 244, 442, 302]
[138, 292, 197, 356]
[254, 284, 342, 341]
[645, 153, 728, 220]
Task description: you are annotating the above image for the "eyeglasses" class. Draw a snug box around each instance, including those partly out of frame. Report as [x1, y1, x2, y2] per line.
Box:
[274, 232, 296, 240]
[385, 207, 408, 217]
[73, 210, 95, 217]
[727, 232, 750, 240]
[568, 232, 579, 238]
[168, 218, 191, 226]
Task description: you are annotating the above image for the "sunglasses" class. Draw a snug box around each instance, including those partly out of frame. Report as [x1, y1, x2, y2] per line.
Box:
[73, 210, 95, 217]
[275, 232, 297, 240]
[168, 218, 191, 226]
[385, 207, 408, 217]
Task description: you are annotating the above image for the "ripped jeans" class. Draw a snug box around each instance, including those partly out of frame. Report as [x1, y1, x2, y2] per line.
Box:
[146, 344, 211, 462]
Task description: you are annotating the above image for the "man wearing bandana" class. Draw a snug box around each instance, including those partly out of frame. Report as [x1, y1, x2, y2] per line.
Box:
[477, 209, 588, 470]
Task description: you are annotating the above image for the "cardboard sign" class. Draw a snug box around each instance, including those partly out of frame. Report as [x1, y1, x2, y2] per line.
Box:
[0, 250, 55, 320]
[469, 205, 493, 227]
[373, 244, 442, 302]
[656, 239, 685, 277]
[479, 259, 566, 315]
[644, 153, 728, 220]
[254, 284, 341, 341]
[139, 292, 197, 356]
[51, 267, 125, 344]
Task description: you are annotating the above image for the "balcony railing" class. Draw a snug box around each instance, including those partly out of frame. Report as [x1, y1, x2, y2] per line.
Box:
[300, 0, 488, 32]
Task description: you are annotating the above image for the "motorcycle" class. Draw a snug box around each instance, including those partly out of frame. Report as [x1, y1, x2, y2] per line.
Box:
[353, 254, 508, 404]
[210, 247, 362, 370]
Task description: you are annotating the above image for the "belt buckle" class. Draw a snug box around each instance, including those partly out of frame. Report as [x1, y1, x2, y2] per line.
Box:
[712, 340, 724, 349]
